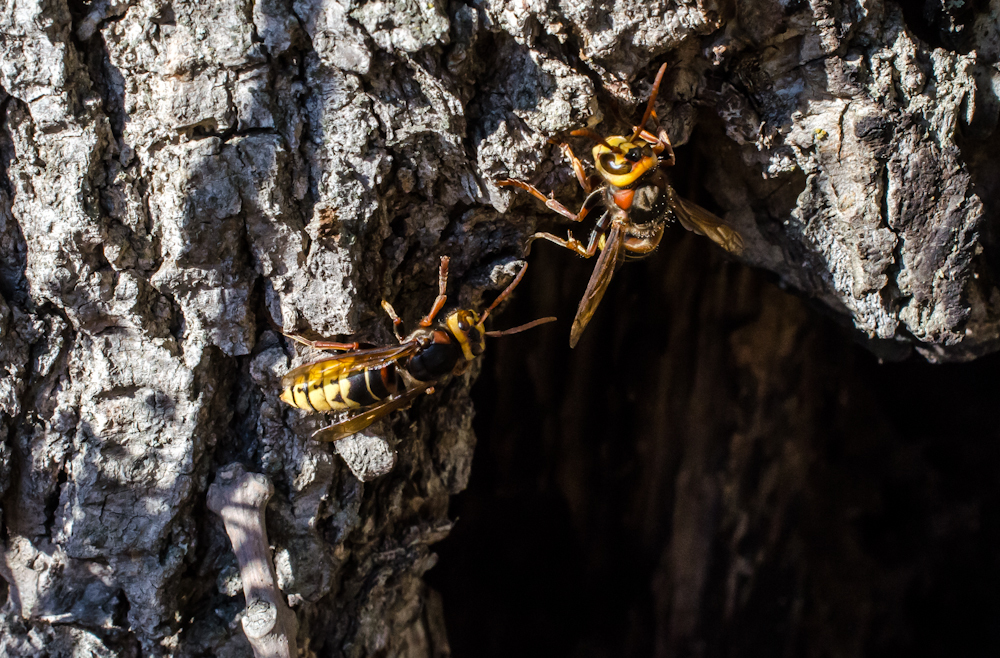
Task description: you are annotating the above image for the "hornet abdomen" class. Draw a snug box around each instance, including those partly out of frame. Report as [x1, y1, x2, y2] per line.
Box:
[281, 362, 399, 412]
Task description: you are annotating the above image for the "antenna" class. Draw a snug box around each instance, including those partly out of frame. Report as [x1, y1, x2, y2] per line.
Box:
[570, 129, 624, 154]
[485, 316, 557, 337]
[630, 62, 668, 142]
[481, 262, 529, 323]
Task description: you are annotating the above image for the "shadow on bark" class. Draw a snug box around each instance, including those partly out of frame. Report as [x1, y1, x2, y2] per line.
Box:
[431, 230, 1000, 657]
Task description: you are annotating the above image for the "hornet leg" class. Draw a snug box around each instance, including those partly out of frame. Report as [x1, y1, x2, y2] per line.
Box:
[549, 140, 593, 194]
[283, 333, 360, 352]
[419, 256, 450, 327]
[635, 126, 676, 167]
[381, 300, 406, 342]
[527, 211, 611, 258]
[497, 179, 582, 222]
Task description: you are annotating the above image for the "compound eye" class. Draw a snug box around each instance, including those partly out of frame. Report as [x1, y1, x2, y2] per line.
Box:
[457, 314, 471, 332]
[600, 153, 631, 174]
[469, 328, 484, 355]
[625, 147, 642, 162]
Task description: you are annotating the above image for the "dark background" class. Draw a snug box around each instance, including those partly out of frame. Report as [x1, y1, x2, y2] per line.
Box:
[427, 140, 1000, 656]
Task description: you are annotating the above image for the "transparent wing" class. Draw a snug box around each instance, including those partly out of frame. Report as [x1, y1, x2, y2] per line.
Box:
[281, 342, 419, 389]
[673, 194, 745, 254]
[311, 383, 434, 442]
[569, 223, 626, 348]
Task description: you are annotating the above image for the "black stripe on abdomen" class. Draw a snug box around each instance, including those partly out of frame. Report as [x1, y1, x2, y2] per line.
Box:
[366, 364, 397, 400]
[345, 371, 379, 407]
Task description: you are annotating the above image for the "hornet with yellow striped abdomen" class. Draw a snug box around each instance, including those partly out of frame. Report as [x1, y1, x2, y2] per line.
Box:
[279, 257, 555, 442]
[498, 62, 744, 348]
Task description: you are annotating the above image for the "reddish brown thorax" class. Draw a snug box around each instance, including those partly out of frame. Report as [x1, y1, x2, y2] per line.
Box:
[613, 189, 635, 210]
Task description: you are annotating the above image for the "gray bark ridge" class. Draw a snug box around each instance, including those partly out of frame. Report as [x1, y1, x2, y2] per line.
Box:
[0, 0, 997, 655]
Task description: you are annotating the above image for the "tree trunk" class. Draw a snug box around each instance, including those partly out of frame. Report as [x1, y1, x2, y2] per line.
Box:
[1, 0, 998, 656]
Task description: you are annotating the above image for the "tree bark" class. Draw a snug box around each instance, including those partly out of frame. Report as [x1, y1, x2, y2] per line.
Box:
[0, 0, 998, 656]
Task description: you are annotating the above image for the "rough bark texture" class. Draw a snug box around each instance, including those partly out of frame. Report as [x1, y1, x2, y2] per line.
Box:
[0, 0, 998, 656]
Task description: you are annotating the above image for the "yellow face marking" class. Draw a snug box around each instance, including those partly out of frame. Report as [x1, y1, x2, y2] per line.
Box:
[447, 313, 477, 362]
[592, 137, 658, 187]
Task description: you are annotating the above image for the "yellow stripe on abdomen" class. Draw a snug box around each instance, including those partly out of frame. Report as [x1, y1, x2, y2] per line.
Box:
[301, 364, 329, 411]
[308, 381, 332, 411]
[323, 373, 349, 410]
[291, 376, 312, 410]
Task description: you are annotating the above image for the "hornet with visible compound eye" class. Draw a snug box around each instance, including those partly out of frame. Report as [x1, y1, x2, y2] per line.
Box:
[280, 257, 555, 442]
[498, 63, 744, 348]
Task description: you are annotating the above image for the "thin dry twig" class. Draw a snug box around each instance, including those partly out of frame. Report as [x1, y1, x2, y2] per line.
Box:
[208, 463, 299, 658]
